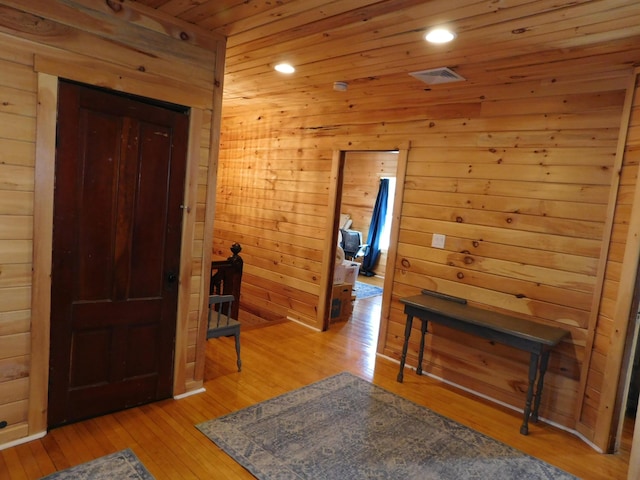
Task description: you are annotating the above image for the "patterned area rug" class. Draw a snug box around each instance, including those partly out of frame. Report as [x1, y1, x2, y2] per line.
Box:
[40, 449, 155, 480]
[197, 372, 578, 480]
[354, 280, 383, 299]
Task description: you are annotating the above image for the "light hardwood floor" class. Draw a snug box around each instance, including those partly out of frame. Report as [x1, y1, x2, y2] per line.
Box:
[0, 291, 632, 479]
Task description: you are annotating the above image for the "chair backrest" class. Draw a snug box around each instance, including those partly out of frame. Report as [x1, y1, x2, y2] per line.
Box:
[340, 229, 363, 256]
[210, 243, 243, 320]
[209, 294, 235, 328]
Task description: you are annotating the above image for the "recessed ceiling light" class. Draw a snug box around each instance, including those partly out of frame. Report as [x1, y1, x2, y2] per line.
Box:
[425, 28, 456, 44]
[274, 63, 295, 74]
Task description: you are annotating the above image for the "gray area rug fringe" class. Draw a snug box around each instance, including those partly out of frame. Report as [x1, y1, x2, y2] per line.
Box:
[39, 448, 155, 480]
[197, 372, 579, 480]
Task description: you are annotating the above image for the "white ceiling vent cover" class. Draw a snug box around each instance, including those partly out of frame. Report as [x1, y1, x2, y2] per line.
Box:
[409, 67, 465, 85]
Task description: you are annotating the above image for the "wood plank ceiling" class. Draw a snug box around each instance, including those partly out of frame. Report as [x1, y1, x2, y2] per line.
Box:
[133, 0, 640, 110]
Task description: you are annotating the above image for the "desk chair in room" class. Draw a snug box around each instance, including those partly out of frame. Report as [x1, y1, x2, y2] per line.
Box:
[207, 294, 241, 371]
[340, 228, 370, 261]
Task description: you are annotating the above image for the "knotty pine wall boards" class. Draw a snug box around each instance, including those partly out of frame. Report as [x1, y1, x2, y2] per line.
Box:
[0, 1, 224, 448]
[215, 66, 640, 453]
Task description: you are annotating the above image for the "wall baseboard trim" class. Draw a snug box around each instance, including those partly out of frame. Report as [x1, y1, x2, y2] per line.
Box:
[286, 316, 321, 331]
[0, 431, 47, 452]
[174, 387, 206, 400]
[375, 353, 602, 453]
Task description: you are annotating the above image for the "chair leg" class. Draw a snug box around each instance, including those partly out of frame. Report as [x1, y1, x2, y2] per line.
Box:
[234, 332, 242, 372]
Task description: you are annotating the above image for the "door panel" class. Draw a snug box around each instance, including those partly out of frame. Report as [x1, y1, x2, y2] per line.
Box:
[48, 81, 189, 427]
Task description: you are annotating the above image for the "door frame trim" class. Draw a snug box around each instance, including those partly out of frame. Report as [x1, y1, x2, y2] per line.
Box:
[30, 73, 57, 434]
[30, 73, 203, 433]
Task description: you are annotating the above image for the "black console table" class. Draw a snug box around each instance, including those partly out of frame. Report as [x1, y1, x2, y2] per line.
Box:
[397, 291, 569, 435]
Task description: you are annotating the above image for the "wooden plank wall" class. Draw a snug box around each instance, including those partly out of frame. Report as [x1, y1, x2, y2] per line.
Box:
[213, 141, 331, 326]
[217, 70, 632, 440]
[586, 72, 640, 448]
[390, 143, 614, 430]
[0, 1, 223, 447]
[0, 45, 36, 447]
[342, 151, 398, 278]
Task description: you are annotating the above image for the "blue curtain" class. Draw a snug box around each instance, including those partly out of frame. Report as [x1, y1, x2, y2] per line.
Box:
[361, 178, 389, 276]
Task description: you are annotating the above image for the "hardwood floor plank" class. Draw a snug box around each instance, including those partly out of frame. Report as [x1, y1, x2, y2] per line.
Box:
[67, 421, 110, 462]
[0, 453, 10, 479]
[0, 448, 28, 480]
[0, 291, 631, 479]
[14, 444, 46, 479]
[138, 402, 221, 477]
[40, 429, 74, 471]
[115, 407, 189, 480]
[77, 418, 118, 454]
[25, 441, 55, 477]
[90, 411, 138, 452]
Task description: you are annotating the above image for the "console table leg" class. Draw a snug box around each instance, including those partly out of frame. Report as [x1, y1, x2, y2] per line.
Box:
[531, 350, 550, 423]
[521, 352, 539, 435]
[397, 314, 414, 383]
[416, 319, 428, 376]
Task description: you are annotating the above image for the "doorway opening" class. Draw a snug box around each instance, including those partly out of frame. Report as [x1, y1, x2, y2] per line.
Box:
[615, 260, 640, 455]
[330, 150, 399, 329]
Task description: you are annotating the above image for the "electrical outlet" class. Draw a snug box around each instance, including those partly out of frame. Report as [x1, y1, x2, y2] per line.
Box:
[432, 233, 446, 249]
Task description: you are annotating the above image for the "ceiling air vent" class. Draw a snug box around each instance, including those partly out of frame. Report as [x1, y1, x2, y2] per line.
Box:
[409, 67, 465, 85]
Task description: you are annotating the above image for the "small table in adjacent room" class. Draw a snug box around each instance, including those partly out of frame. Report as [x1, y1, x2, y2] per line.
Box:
[397, 291, 570, 435]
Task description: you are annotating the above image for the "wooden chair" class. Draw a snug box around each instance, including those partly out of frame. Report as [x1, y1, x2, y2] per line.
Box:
[206, 294, 241, 371]
[210, 243, 243, 321]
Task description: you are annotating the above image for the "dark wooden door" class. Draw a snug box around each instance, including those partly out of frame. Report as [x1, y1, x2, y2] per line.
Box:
[48, 81, 189, 427]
